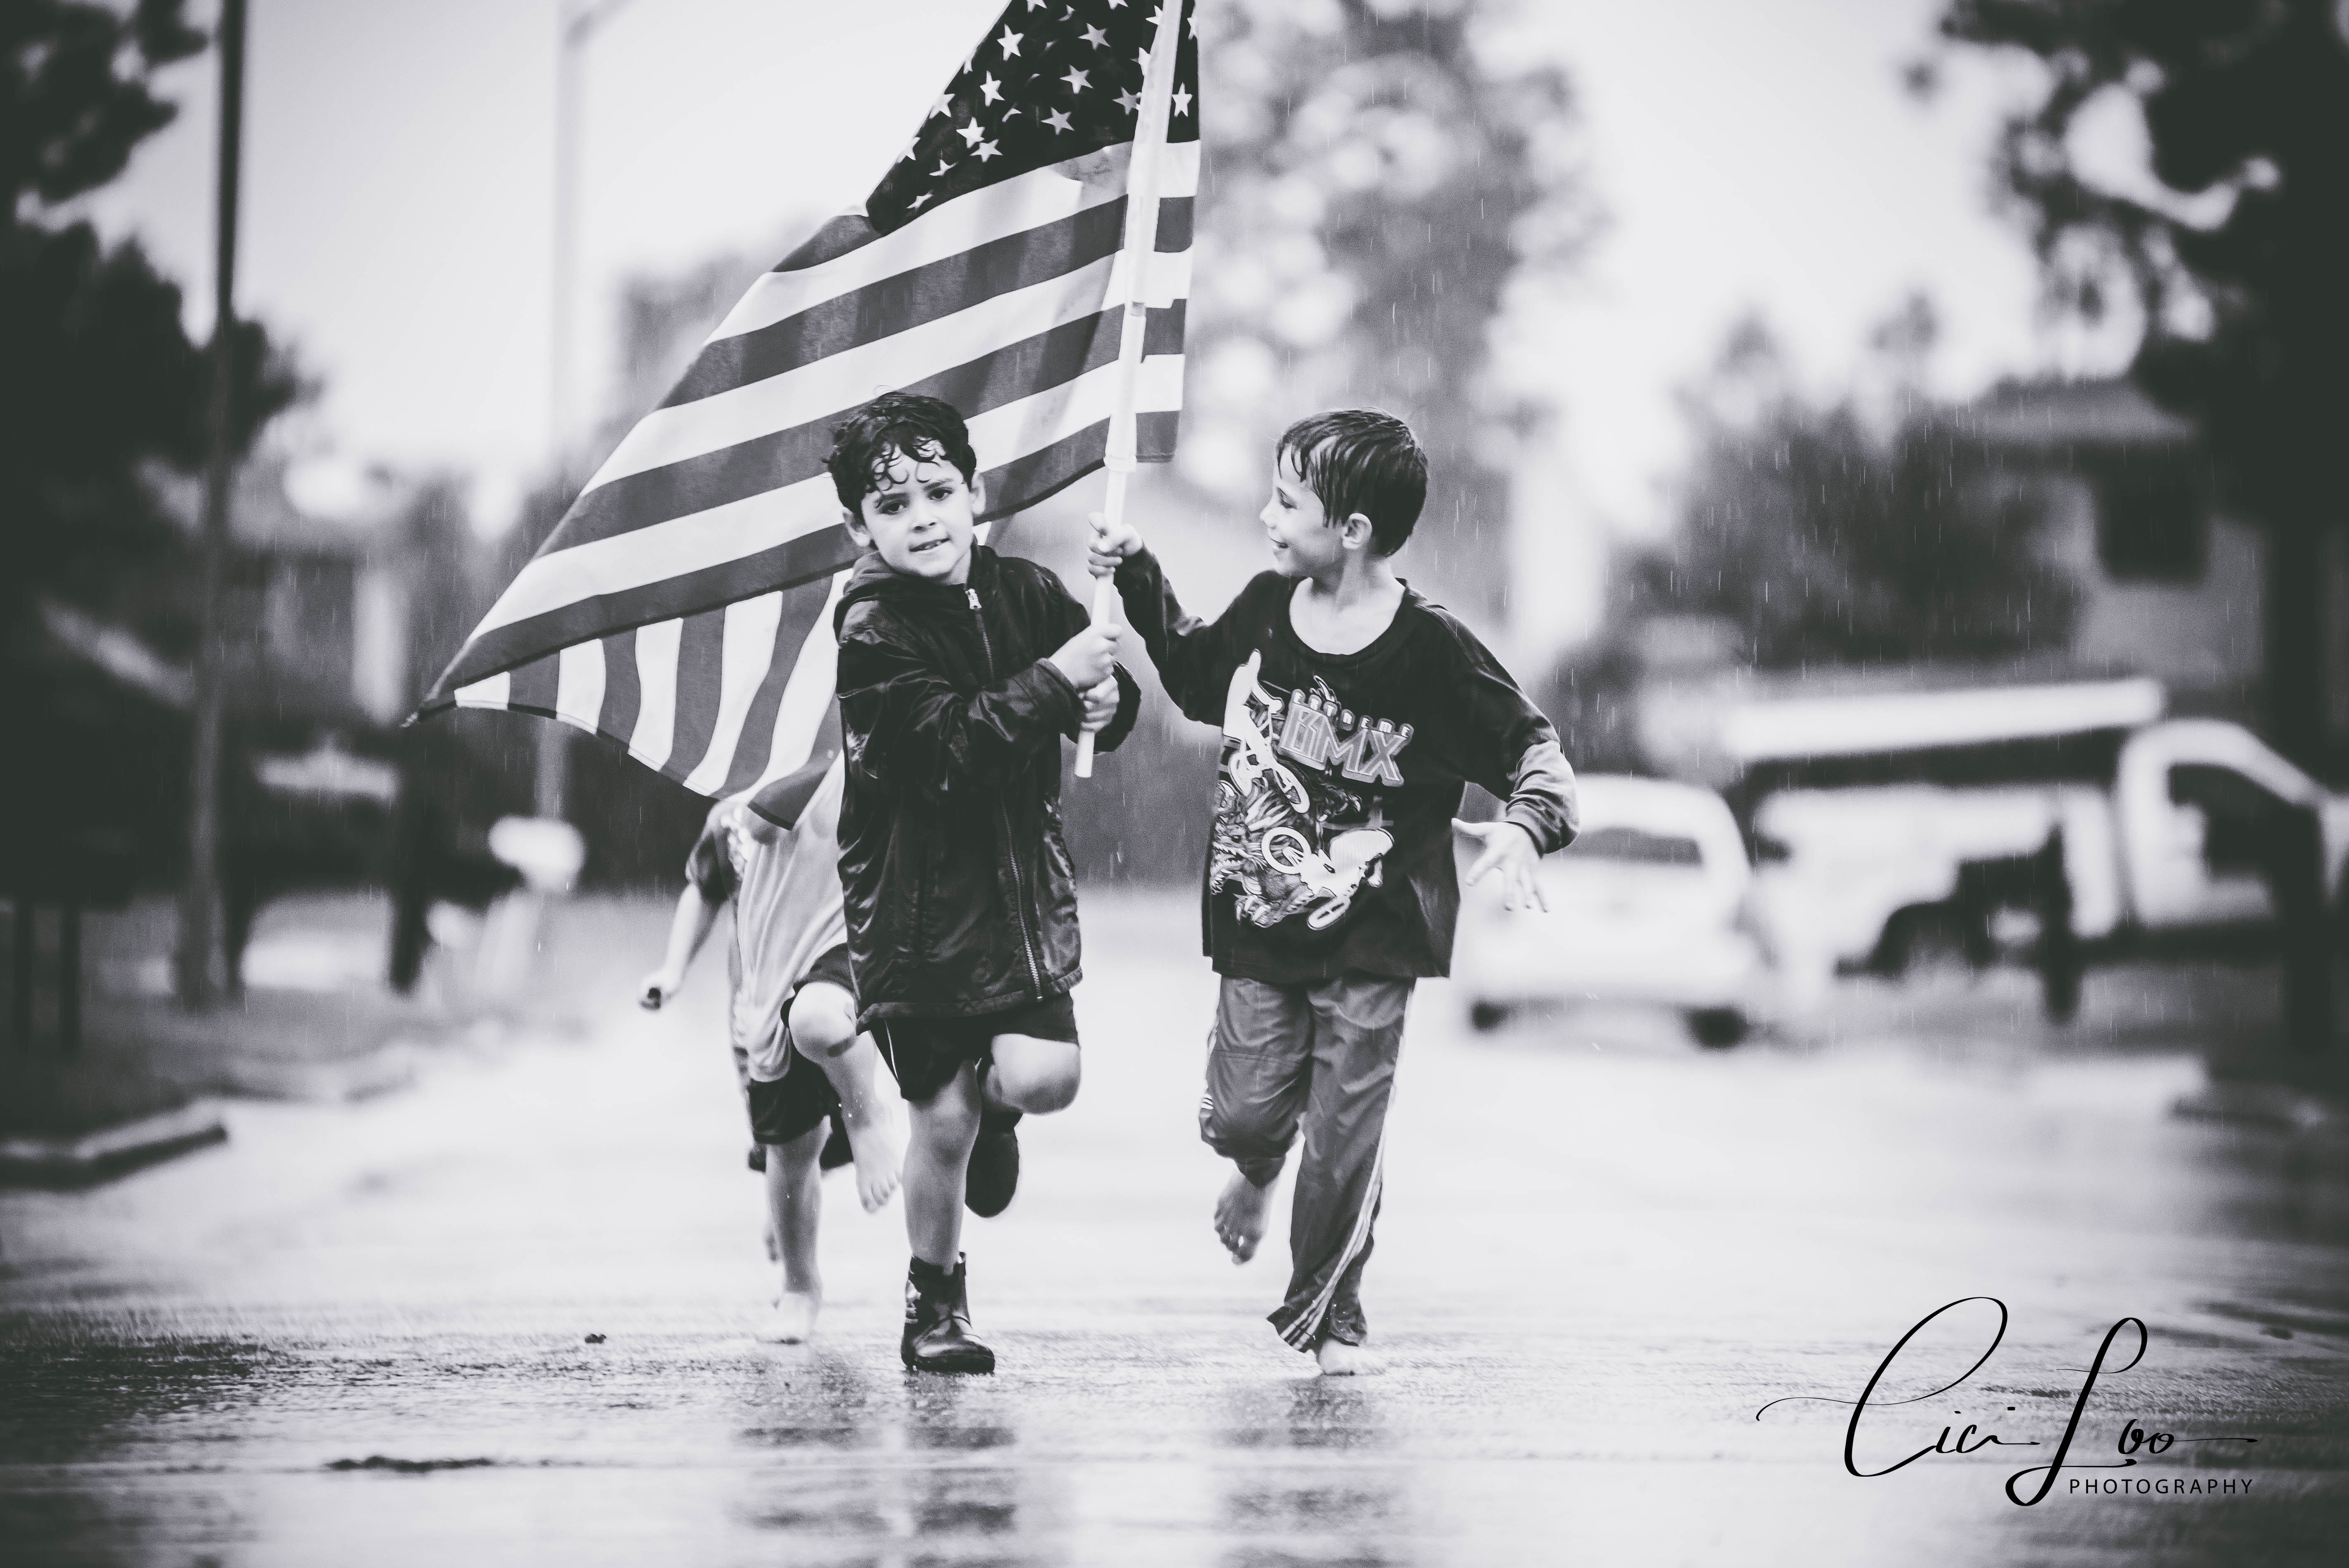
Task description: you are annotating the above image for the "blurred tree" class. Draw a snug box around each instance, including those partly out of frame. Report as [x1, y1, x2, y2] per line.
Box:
[1932, 0, 2349, 767]
[1630, 311, 2076, 670]
[1181, 0, 1597, 626]
[0, 0, 298, 648]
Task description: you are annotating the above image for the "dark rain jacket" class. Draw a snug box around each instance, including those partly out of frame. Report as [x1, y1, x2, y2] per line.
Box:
[832, 544, 1139, 1028]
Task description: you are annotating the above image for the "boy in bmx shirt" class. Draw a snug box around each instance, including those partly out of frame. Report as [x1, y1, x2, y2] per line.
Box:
[1089, 410, 1578, 1374]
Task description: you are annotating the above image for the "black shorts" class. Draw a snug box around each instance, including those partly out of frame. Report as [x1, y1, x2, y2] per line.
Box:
[742, 944, 862, 1146]
[795, 942, 857, 1004]
[877, 991, 1079, 1104]
[746, 1059, 837, 1147]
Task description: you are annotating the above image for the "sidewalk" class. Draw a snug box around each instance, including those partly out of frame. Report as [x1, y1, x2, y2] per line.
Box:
[0, 890, 646, 1177]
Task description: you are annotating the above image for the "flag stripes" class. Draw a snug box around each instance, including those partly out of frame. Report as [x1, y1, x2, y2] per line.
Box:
[624, 621, 677, 768]
[449, 519, 852, 699]
[451, 328, 1183, 679]
[560, 289, 1186, 555]
[421, 0, 1196, 805]
[714, 156, 1170, 345]
[460, 570, 848, 796]
[666, 196, 1190, 410]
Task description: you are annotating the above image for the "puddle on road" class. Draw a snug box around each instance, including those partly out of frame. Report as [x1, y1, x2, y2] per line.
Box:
[324, 1455, 498, 1473]
[1217, 1379, 1394, 1452]
[0, 1340, 287, 1468]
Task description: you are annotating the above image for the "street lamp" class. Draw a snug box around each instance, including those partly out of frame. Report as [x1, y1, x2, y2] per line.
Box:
[537, 0, 639, 820]
[174, 0, 249, 1009]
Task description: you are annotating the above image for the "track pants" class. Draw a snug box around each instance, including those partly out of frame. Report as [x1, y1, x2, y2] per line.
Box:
[1200, 973, 1413, 1351]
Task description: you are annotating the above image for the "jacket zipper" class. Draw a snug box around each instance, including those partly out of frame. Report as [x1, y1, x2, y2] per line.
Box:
[969, 585, 1048, 993]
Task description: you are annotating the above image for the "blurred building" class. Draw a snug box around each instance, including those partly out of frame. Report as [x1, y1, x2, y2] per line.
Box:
[1942, 378, 2262, 722]
[147, 455, 417, 731]
[1606, 377, 2279, 785]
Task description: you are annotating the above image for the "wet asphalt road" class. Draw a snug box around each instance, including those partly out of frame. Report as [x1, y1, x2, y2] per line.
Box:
[4, 892, 2348, 1566]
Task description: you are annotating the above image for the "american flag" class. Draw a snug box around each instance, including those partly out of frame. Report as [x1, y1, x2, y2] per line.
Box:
[418, 0, 1198, 798]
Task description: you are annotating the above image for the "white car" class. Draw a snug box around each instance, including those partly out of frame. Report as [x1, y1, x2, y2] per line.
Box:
[1453, 775, 1766, 1046]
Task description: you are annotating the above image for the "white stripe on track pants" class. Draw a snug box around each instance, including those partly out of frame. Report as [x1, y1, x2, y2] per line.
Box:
[1199, 972, 1413, 1351]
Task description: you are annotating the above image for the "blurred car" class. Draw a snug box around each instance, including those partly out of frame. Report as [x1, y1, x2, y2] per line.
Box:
[1453, 774, 1764, 1046]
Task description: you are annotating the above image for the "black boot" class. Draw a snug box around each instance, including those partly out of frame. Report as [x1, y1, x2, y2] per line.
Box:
[964, 1109, 1022, 1218]
[901, 1255, 994, 1373]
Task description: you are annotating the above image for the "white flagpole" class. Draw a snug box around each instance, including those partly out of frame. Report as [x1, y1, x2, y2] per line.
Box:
[1077, 2, 1183, 780]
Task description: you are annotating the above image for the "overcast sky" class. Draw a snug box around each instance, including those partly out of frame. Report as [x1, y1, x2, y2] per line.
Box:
[72, 0, 2112, 650]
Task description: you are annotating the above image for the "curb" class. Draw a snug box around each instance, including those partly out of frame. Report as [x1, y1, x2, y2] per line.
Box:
[2172, 1080, 2344, 1133]
[222, 1041, 420, 1104]
[0, 1103, 229, 1188]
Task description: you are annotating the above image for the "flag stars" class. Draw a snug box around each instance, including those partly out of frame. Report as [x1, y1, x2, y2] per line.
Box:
[879, 1, 1195, 215]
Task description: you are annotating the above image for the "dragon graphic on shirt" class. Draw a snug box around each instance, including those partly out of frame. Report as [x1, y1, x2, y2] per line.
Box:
[1210, 651, 1413, 931]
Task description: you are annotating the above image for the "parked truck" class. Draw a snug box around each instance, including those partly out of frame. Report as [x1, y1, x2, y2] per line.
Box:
[1711, 678, 2347, 1019]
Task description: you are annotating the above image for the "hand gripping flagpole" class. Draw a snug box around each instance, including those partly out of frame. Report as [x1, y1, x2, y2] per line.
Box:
[1077, 3, 1183, 780]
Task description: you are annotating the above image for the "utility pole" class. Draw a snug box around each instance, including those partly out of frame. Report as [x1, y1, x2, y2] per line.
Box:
[538, 0, 638, 820]
[174, 0, 248, 1010]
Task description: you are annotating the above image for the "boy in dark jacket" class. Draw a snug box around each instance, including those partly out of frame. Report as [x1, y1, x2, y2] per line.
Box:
[828, 392, 1139, 1374]
[1088, 409, 1578, 1375]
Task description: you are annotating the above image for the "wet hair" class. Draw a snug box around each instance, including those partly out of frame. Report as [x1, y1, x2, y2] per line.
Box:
[826, 392, 979, 513]
[1276, 409, 1428, 557]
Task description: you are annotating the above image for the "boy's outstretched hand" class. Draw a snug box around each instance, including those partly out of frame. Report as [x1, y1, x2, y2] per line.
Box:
[638, 967, 684, 1010]
[1455, 819, 1547, 912]
[1050, 620, 1121, 690]
[1086, 511, 1142, 577]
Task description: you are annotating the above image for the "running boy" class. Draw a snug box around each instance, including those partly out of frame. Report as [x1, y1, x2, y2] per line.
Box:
[638, 754, 902, 1344]
[828, 391, 1138, 1375]
[1088, 409, 1578, 1375]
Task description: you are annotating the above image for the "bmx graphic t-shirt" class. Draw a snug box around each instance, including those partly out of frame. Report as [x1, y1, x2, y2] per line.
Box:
[1113, 553, 1578, 984]
[1212, 654, 1407, 936]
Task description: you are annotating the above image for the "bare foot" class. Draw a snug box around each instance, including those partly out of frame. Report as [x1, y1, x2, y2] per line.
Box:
[843, 1115, 903, 1214]
[758, 1290, 820, 1344]
[1213, 1169, 1272, 1263]
[1315, 1336, 1386, 1377]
